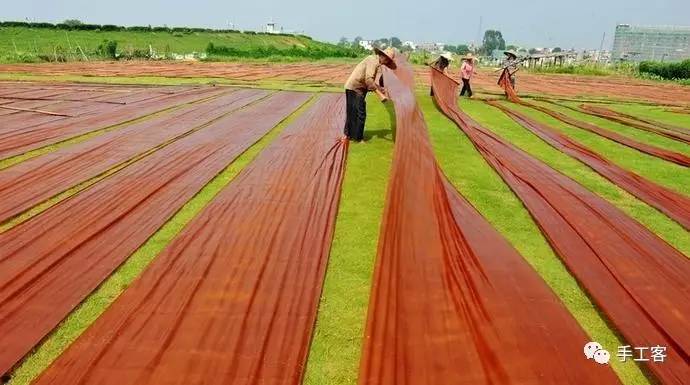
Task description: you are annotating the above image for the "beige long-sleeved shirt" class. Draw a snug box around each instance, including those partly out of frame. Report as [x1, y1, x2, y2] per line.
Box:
[344, 55, 381, 94]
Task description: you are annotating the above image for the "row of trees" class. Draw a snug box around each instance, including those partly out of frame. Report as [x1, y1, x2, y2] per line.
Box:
[444, 44, 471, 55]
[337, 37, 402, 50]
[311, 30, 567, 58]
[337, 31, 505, 56]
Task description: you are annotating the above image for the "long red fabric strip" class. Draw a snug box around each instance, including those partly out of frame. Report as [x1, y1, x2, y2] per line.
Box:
[588, 105, 690, 135]
[0, 89, 157, 131]
[486, 100, 690, 230]
[358, 56, 620, 384]
[0, 86, 223, 159]
[433, 68, 690, 384]
[578, 104, 690, 141]
[31, 94, 347, 385]
[499, 88, 690, 167]
[0, 91, 310, 378]
[0, 89, 268, 223]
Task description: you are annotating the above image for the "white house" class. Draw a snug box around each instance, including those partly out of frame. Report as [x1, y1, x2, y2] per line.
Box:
[402, 41, 416, 50]
[359, 40, 373, 50]
[264, 19, 283, 34]
[417, 42, 445, 53]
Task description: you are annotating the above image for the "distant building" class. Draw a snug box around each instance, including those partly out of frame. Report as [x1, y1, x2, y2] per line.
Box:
[416, 42, 445, 53]
[524, 51, 578, 68]
[264, 20, 281, 34]
[402, 41, 416, 50]
[263, 19, 301, 34]
[612, 24, 690, 62]
[582, 49, 611, 63]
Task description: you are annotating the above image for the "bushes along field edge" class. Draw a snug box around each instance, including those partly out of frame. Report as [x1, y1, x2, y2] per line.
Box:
[639, 59, 690, 80]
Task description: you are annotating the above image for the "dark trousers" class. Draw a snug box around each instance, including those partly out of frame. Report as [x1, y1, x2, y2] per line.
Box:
[344, 89, 366, 141]
[460, 78, 473, 97]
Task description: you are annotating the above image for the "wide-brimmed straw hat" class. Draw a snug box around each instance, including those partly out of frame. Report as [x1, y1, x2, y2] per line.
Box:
[504, 50, 518, 59]
[374, 47, 397, 69]
[440, 52, 454, 61]
[462, 53, 475, 61]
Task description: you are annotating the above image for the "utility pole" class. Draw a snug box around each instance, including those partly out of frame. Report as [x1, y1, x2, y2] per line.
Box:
[475, 16, 483, 50]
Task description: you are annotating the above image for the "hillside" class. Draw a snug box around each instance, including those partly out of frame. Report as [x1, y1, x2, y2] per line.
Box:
[0, 22, 359, 62]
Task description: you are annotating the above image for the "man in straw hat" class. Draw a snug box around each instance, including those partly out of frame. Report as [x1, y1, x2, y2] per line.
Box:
[343, 47, 397, 142]
[459, 53, 477, 97]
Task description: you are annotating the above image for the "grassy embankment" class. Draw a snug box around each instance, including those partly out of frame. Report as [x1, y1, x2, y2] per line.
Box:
[0, 24, 362, 63]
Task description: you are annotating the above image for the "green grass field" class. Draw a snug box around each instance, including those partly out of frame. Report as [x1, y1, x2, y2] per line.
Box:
[0, 26, 352, 62]
[1, 73, 687, 385]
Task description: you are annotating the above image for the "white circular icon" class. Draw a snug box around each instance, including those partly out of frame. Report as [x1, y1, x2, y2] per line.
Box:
[593, 349, 611, 364]
[584, 341, 610, 365]
[584, 341, 602, 359]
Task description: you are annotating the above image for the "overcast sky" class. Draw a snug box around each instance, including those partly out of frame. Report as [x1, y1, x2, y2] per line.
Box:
[4, 0, 690, 49]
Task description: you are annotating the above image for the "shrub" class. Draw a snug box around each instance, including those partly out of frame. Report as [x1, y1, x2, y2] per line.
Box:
[63, 19, 83, 27]
[101, 24, 123, 31]
[121, 48, 151, 60]
[96, 39, 118, 59]
[639, 59, 690, 80]
[29, 22, 54, 29]
[76, 24, 102, 31]
[0, 21, 30, 28]
[127, 25, 153, 32]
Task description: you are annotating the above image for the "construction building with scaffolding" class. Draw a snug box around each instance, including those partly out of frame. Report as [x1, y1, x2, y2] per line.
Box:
[612, 24, 690, 62]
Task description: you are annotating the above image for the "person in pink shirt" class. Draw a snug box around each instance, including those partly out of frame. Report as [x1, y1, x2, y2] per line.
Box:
[459, 53, 476, 97]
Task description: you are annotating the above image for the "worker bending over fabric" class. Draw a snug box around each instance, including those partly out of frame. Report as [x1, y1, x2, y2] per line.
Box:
[498, 50, 520, 92]
[343, 47, 397, 142]
[430, 52, 453, 74]
[429, 53, 453, 95]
